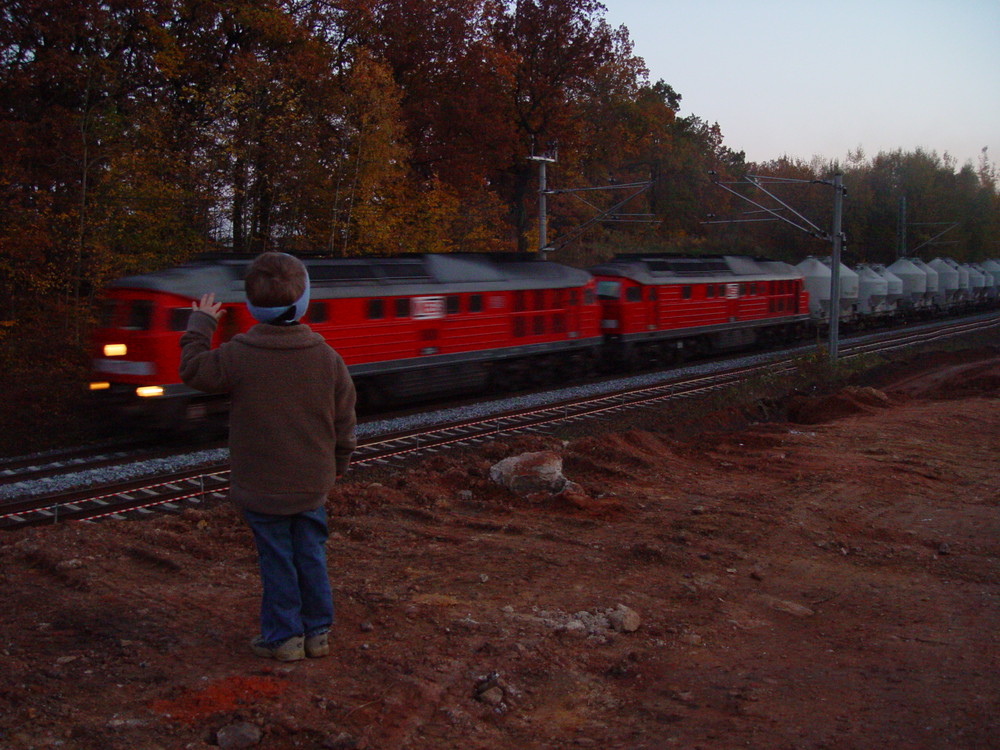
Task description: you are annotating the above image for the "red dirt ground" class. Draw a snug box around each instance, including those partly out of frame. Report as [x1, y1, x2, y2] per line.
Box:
[1, 348, 998, 749]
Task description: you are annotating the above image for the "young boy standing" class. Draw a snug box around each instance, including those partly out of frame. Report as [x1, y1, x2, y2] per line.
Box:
[179, 251, 357, 662]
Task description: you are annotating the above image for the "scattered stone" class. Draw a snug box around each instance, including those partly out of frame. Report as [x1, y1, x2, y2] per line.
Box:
[761, 595, 815, 618]
[679, 632, 704, 646]
[359, 621, 374, 632]
[477, 686, 504, 706]
[215, 721, 261, 749]
[324, 732, 358, 749]
[473, 672, 507, 707]
[938, 542, 952, 555]
[489, 451, 567, 495]
[607, 604, 641, 633]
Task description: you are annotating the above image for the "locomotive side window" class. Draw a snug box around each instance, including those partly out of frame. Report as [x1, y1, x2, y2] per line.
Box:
[469, 294, 483, 313]
[125, 300, 152, 330]
[308, 303, 328, 323]
[681, 286, 691, 300]
[169, 308, 192, 331]
[625, 287, 641, 302]
[395, 298, 410, 318]
[446, 295, 460, 314]
[706, 285, 715, 298]
[367, 299, 385, 319]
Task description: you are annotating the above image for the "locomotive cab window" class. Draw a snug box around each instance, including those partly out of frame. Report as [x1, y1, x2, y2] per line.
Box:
[681, 286, 691, 300]
[706, 285, 715, 298]
[124, 300, 153, 330]
[625, 287, 641, 302]
[395, 298, 410, 318]
[469, 294, 483, 313]
[595, 281, 619, 300]
[447, 295, 460, 314]
[367, 299, 385, 320]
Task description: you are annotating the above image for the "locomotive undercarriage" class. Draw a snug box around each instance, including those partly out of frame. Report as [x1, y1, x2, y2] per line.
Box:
[612, 320, 807, 373]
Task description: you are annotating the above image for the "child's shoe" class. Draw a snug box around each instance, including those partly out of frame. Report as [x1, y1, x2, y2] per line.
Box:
[251, 635, 305, 662]
[305, 631, 329, 658]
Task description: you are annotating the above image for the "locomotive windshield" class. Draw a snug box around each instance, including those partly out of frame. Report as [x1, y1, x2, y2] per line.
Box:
[596, 281, 621, 300]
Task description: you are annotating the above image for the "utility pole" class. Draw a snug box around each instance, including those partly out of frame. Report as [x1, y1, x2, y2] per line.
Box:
[896, 194, 907, 259]
[707, 171, 847, 361]
[828, 173, 845, 360]
[528, 152, 557, 259]
[527, 147, 653, 259]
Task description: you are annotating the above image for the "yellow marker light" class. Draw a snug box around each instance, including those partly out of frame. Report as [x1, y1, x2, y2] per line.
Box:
[103, 344, 127, 357]
[136, 386, 164, 398]
[89, 382, 110, 391]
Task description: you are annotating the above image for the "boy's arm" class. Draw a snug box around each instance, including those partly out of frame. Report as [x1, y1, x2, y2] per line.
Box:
[332, 355, 358, 477]
[179, 294, 232, 393]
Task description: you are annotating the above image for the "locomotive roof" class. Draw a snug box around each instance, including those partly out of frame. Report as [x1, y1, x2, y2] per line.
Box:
[108, 252, 593, 302]
[589, 254, 803, 285]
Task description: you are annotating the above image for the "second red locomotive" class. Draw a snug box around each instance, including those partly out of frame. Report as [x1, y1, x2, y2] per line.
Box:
[590, 254, 809, 368]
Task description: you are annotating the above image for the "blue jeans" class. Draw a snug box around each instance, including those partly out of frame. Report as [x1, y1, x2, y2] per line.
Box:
[241, 506, 334, 645]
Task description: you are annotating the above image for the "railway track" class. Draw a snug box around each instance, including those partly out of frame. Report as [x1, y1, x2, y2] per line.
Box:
[2, 312, 996, 530]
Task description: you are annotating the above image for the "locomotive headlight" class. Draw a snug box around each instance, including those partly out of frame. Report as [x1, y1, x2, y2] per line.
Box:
[89, 382, 110, 391]
[136, 386, 164, 398]
[103, 343, 127, 357]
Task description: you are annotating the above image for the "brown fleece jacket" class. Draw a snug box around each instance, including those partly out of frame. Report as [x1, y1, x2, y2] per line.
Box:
[179, 311, 357, 515]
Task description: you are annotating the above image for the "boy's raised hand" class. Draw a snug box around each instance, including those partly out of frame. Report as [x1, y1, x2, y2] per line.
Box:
[192, 293, 226, 322]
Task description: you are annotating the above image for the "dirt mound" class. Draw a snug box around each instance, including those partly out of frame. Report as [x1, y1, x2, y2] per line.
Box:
[786, 385, 895, 424]
[886, 356, 1000, 400]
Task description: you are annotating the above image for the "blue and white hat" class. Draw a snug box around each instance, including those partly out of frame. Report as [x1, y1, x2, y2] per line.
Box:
[246, 270, 311, 324]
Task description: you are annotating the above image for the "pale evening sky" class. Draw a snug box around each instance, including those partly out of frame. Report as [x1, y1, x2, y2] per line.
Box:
[602, 0, 1000, 169]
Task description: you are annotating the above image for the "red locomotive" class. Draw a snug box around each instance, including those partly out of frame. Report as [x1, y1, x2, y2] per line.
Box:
[88, 251, 812, 428]
[589, 254, 809, 367]
[89, 253, 602, 426]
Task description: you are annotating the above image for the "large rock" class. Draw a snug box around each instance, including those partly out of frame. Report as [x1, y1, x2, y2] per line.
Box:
[489, 451, 567, 495]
